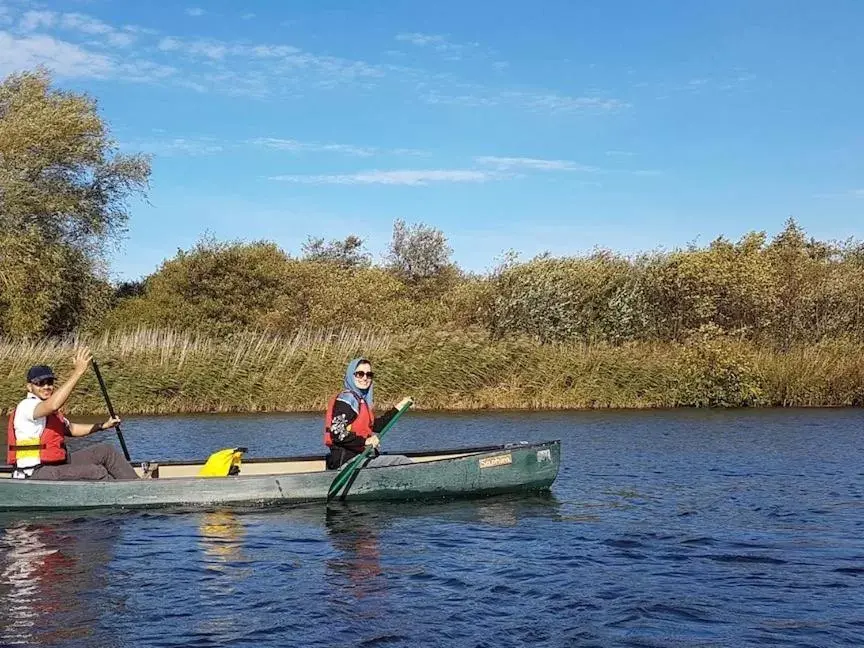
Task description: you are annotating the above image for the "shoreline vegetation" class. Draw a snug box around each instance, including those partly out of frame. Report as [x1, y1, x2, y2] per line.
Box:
[2, 70, 864, 416]
[1, 328, 862, 416]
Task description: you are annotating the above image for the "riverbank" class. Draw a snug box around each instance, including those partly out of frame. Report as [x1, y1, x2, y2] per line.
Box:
[1, 328, 862, 415]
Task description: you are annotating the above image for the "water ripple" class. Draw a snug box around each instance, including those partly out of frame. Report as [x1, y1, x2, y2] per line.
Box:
[2, 409, 864, 647]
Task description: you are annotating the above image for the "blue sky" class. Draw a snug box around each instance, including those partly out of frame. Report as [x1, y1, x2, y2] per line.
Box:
[1, 0, 862, 281]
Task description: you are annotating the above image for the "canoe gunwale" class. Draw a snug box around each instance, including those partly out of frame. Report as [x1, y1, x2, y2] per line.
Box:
[153, 440, 552, 468]
[0, 440, 557, 473]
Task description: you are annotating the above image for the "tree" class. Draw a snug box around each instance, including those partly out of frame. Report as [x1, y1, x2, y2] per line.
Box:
[105, 237, 292, 334]
[386, 219, 453, 282]
[300, 234, 371, 268]
[0, 68, 151, 336]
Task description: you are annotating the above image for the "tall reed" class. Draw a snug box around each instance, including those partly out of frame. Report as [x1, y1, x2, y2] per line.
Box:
[2, 327, 862, 415]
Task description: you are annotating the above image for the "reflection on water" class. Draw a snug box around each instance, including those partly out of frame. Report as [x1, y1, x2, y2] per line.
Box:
[324, 506, 384, 601]
[321, 492, 563, 528]
[199, 510, 246, 565]
[319, 493, 563, 610]
[1, 524, 62, 646]
[195, 511, 252, 642]
[0, 516, 120, 647]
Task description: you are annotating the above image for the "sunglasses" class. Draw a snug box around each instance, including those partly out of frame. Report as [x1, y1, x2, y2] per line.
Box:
[353, 371, 375, 379]
[32, 378, 55, 387]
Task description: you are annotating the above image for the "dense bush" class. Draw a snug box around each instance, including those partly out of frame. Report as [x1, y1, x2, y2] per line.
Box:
[484, 220, 864, 346]
[95, 217, 864, 353]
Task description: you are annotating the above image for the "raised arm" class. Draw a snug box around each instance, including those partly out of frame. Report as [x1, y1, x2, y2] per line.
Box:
[33, 347, 93, 420]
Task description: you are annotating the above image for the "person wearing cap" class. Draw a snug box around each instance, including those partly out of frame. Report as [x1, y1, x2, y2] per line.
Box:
[6, 346, 139, 480]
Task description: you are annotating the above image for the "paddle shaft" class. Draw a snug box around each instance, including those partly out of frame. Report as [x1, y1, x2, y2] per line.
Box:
[91, 360, 131, 462]
[326, 400, 412, 502]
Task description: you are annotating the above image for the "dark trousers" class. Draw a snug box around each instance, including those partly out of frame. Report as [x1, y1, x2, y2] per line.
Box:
[326, 445, 362, 470]
[32, 443, 139, 481]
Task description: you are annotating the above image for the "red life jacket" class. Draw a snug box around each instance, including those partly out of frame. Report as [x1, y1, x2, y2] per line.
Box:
[6, 407, 69, 467]
[324, 391, 374, 449]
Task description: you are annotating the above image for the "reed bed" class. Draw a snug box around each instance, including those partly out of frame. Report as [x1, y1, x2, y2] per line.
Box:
[0, 326, 393, 415]
[1, 327, 862, 415]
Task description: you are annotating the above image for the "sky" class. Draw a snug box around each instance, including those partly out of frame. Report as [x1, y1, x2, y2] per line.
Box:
[1, 0, 862, 281]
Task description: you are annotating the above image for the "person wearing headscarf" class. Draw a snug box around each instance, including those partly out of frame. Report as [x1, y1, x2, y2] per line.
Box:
[324, 358, 412, 470]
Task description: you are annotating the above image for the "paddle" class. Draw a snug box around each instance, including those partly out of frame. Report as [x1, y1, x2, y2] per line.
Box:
[326, 399, 412, 503]
[91, 360, 132, 462]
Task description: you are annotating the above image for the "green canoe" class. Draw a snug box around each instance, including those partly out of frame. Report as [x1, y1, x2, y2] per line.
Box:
[0, 440, 560, 511]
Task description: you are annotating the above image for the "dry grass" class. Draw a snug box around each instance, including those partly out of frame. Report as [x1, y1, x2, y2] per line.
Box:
[1, 327, 862, 415]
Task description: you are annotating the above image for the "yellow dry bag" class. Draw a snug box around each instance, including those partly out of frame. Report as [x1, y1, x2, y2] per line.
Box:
[198, 447, 247, 477]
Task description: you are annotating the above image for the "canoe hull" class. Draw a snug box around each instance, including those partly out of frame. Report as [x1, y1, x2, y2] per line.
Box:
[0, 441, 560, 511]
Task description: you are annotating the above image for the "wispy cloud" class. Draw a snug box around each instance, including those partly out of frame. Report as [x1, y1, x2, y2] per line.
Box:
[250, 137, 377, 157]
[269, 169, 499, 185]
[118, 59, 177, 83]
[263, 152, 656, 186]
[1, 4, 627, 116]
[18, 10, 138, 47]
[424, 87, 628, 114]
[151, 34, 384, 93]
[158, 37, 228, 60]
[395, 32, 478, 60]
[3, 4, 383, 95]
[513, 91, 628, 113]
[122, 136, 224, 156]
[0, 30, 114, 78]
[635, 70, 757, 98]
[120, 133, 647, 182]
[250, 138, 425, 157]
[63, 12, 137, 46]
[475, 154, 661, 178]
[0, 28, 176, 82]
[114, 134, 425, 158]
[396, 33, 456, 49]
[19, 10, 56, 31]
[157, 37, 339, 64]
[422, 92, 498, 108]
[185, 8, 205, 17]
[475, 156, 597, 172]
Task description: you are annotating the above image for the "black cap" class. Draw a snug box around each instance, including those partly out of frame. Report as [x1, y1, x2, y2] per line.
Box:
[26, 365, 55, 383]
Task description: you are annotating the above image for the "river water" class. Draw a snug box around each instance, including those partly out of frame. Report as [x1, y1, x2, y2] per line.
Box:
[0, 408, 862, 647]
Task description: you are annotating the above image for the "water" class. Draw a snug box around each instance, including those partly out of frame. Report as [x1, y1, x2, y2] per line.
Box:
[1, 408, 863, 647]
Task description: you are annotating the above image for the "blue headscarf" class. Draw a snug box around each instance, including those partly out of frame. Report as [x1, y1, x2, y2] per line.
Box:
[337, 357, 373, 414]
